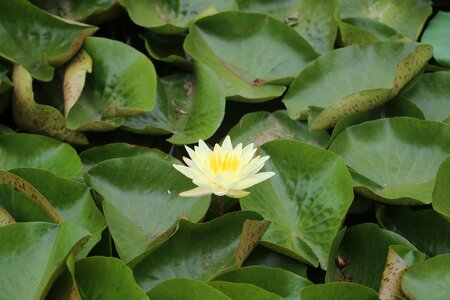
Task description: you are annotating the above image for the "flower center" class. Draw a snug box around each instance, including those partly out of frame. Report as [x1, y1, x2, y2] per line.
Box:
[209, 151, 240, 174]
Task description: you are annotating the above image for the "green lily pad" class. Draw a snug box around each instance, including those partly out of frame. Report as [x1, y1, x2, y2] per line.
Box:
[283, 42, 432, 130]
[433, 155, 450, 220]
[421, 11, 450, 67]
[241, 140, 354, 267]
[79, 143, 177, 172]
[0, 0, 97, 81]
[149, 278, 230, 299]
[401, 254, 450, 300]
[12, 65, 88, 144]
[86, 156, 211, 262]
[329, 118, 450, 204]
[0, 62, 12, 96]
[0, 182, 58, 223]
[0, 204, 14, 226]
[184, 11, 318, 102]
[377, 206, 450, 257]
[337, 17, 408, 46]
[10, 168, 106, 258]
[121, 0, 238, 34]
[338, 0, 432, 40]
[379, 245, 425, 300]
[131, 211, 268, 292]
[236, 0, 338, 53]
[0, 133, 82, 177]
[30, 0, 115, 21]
[214, 266, 312, 300]
[398, 71, 450, 122]
[227, 110, 329, 149]
[325, 223, 416, 290]
[141, 31, 192, 70]
[300, 282, 379, 300]
[209, 281, 282, 300]
[122, 63, 225, 145]
[64, 37, 157, 131]
[0, 222, 89, 300]
[243, 245, 308, 277]
[72, 256, 148, 300]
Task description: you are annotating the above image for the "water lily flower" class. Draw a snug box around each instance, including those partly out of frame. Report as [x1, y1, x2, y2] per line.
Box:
[173, 136, 275, 198]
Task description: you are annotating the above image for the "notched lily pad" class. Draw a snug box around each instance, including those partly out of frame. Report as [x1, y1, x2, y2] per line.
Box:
[241, 140, 354, 268]
[121, 0, 238, 34]
[131, 211, 268, 292]
[432, 155, 450, 220]
[12, 65, 88, 144]
[301, 282, 379, 300]
[0, 0, 97, 81]
[149, 278, 230, 299]
[86, 155, 211, 263]
[184, 11, 318, 102]
[228, 110, 329, 148]
[122, 63, 225, 145]
[421, 11, 450, 67]
[64, 37, 157, 131]
[283, 42, 432, 130]
[329, 117, 450, 205]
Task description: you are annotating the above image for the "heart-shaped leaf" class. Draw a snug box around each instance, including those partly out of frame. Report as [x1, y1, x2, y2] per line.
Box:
[337, 0, 432, 40]
[121, 0, 238, 34]
[11, 168, 106, 258]
[401, 254, 450, 300]
[0, 0, 97, 81]
[214, 266, 312, 300]
[86, 155, 211, 262]
[398, 71, 450, 122]
[241, 140, 354, 268]
[433, 155, 450, 220]
[0, 222, 89, 300]
[122, 63, 225, 145]
[184, 11, 318, 102]
[300, 282, 379, 300]
[283, 42, 432, 130]
[227, 110, 329, 149]
[236, 0, 338, 53]
[326, 223, 416, 290]
[131, 211, 268, 292]
[377, 206, 450, 257]
[329, 117, 450, 204]
[421, 11, 450, 67]
[148, 278, 230, 299]
[64, 37, 157, 131]
[12, 65, 88, 144]
[209, 281, 283, 300]
[0, 133, 82, 177]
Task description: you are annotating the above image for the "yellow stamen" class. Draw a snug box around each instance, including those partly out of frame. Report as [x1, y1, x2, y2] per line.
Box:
[209, 150, 240, 174]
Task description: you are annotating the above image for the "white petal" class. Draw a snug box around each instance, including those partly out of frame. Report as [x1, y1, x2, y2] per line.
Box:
[183, 157, 197, 168]
[173, 164, 203, 181]
[240, 143, 257, 164]
[221, 136, 233, 152]
[235, 171, 276, 189]
[226, 189, 250, 198]
[179, 186, 213, 197]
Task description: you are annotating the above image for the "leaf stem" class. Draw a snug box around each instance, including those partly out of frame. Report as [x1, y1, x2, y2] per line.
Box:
[218, 196, 223, 217]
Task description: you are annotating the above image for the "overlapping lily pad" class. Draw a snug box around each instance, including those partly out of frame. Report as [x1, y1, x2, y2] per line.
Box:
[241, 140, 354, 267]
[283, 42, 432, 130]
[326, 223, 416, 290]
[398, 71, 450, 122]
[0, 133, 82, 177]
[64, 37, 157, 131]
[209, 281, 282, 300]
[433, 155, 450, 220]
[0, 0, 97, 81]
[132, 211, 268, 292]
[149, 278, 230, 299]
[338, 0, 432, 41]
[184, 11, 318, 102]
[121, 0, 238, 34]
[301, 282, 379, 300]
[329, 118, 450, 204]
[122, 63, 225, 145]
[0, 222, 89, 300]
[86, 155, 211, 262]
[227, 110, 329, 148]
[214, 266, 312, 300]
[377, 206, 450, 256]
[236, 0, 338, 53]
[422, 11, 450, 67]
[401, 254, 450, 300]
[12, 65, 88, 144]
